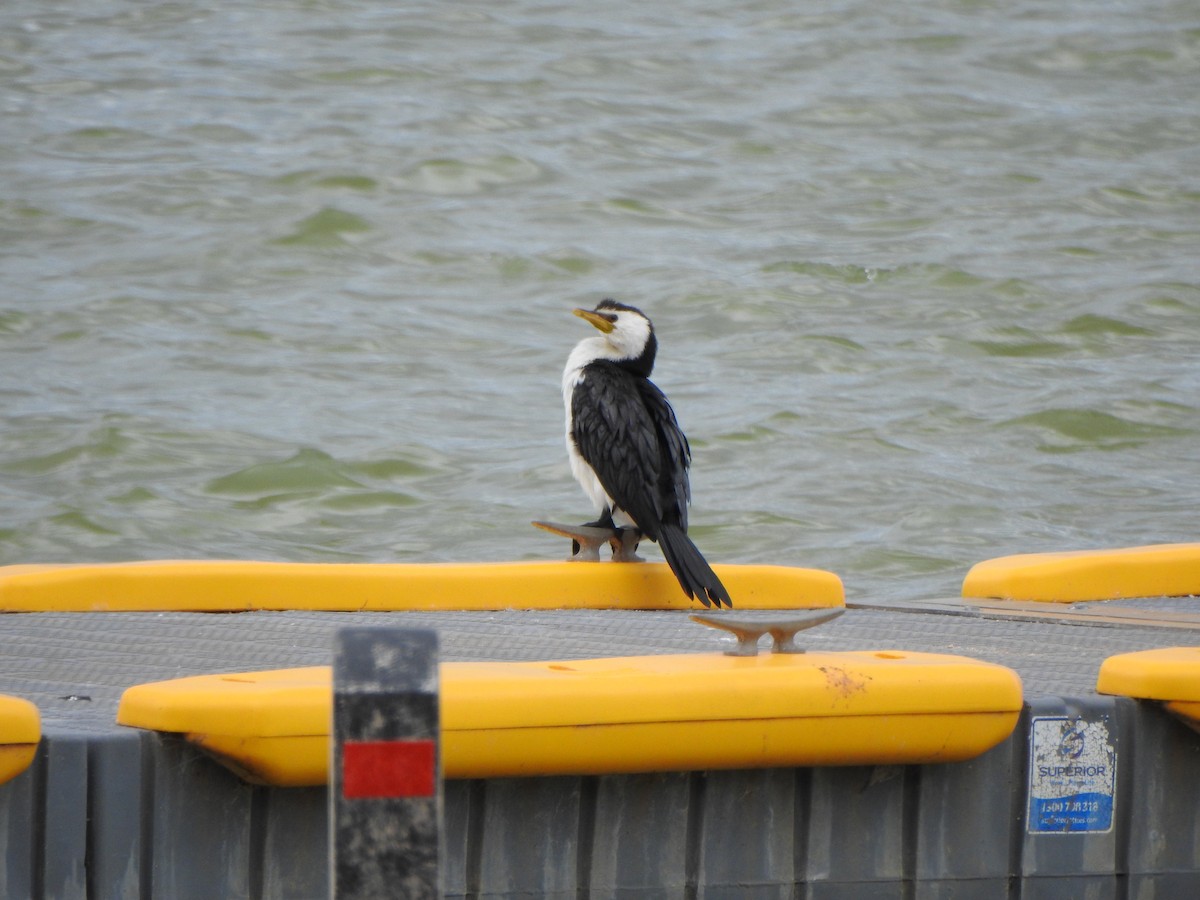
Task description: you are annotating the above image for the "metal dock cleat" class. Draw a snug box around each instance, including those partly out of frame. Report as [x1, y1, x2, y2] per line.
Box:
[690, 609, 845, 656]
[532, 520, 644, 562]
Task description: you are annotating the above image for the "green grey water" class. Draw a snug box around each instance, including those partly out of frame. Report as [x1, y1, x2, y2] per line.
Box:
[1, 1, 1197, 600]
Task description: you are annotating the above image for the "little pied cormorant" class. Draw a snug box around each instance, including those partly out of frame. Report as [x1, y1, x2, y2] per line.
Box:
[562, 299, 732, 608]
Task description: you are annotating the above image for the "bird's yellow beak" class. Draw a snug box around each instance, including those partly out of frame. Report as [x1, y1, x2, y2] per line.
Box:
[573, 308, 615, 334]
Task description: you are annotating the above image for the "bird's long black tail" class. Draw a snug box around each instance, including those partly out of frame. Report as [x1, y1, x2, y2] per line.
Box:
[657, 523, 732, 608]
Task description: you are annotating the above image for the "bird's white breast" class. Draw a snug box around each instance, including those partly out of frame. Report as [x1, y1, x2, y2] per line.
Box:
[562, 337, 618, 516]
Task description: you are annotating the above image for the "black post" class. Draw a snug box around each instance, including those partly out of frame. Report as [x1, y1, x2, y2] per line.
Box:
[331, 628, 440, 898]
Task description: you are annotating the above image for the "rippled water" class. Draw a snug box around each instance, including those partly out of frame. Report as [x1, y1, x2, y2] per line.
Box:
[2, 1, 1197, 600]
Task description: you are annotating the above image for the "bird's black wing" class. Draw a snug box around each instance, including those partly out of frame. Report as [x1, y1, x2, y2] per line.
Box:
[635, 377, 692, 531]
[570, 362, 666, 539]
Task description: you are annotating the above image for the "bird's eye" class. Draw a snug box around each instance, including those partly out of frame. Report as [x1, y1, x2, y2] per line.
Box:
[601, 313, 618, 324]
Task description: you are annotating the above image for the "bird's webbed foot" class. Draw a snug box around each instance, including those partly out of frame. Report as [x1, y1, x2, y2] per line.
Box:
[582, 509, 617, 531]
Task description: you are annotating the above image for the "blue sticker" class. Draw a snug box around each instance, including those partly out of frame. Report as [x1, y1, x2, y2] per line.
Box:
[1028, 716, 1116, 834]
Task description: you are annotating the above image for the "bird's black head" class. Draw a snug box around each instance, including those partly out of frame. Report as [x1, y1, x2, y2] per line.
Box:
[595, 298, 645, 317]
[573, 299, 657, 377]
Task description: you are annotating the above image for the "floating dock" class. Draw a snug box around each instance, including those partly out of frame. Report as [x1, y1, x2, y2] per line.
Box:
[1, 549, 1199, 897]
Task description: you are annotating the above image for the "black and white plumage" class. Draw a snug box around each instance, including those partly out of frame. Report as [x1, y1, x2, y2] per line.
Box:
[562, 299, 732, 608]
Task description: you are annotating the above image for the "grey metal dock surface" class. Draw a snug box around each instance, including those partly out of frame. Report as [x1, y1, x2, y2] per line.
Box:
[4, 597, 1200, 897]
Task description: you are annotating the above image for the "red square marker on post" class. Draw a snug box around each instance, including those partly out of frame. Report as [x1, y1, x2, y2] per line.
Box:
[331, 628, 440, 898]
[342, 739, 437, 799]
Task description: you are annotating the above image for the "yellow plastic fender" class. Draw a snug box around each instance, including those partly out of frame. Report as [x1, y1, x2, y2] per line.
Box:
[962, 543, 1200, 603]
[0, 695, 40, 786]
[0, 560, 843, 612]
[1097, 647, 1200, 733]
[117, 651, 1023, 785]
